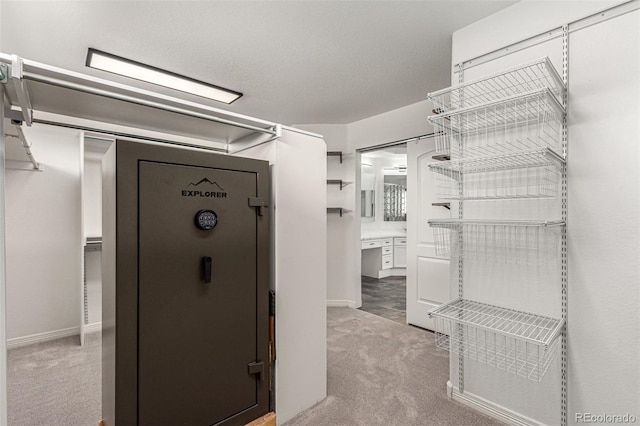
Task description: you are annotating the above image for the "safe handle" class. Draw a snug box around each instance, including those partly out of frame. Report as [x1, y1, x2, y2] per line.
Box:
[202, 256, 212, 283]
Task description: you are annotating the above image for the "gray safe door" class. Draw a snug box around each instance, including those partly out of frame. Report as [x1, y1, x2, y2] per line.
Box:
[138, 161, 260, 425]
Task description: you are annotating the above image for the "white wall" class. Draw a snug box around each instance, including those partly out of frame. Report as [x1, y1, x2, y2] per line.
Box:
[83, 156, 102, 238]
[237, 127, 328, 425]
[299, 100, 433, 307]
[5, 124, 82, 340]
[83, 155, 103, 325]
[291, 124, 355, 306]
[0, 15, 8, 424]
[0, 84, 9, 426]
[451, 1, 639, 425]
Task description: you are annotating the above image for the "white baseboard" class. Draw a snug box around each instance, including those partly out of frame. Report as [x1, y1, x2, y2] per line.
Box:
[378, 268, 407, 278]
[85, 322, 103, 334]
[447, 381, 547, 426]
[327, 300, 356, 308]
[7, 322, 102, 349]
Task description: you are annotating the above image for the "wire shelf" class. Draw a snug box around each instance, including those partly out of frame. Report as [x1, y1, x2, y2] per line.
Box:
[427, 57, 565, 112]
[428, 219, 563, 265]
[429, 298, 563, 382]
[428, 149, 564, 200]
[428, 89, 564, 158]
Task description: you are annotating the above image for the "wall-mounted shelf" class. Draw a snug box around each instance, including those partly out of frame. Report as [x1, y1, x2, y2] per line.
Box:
[428, 219, 563, 265]
[327, 151, 343, 163]
[432, 202, 451, 210]
[0, 52, 280, 151]
[428, 148, 564, 200]
[428, 57, 565, 112]
[428, 89, 564, 159]
[327, 207, 351, 217]
[429, 298, 564, 382]
[327, 179, 351, 190]
[84, 236, 102, 252]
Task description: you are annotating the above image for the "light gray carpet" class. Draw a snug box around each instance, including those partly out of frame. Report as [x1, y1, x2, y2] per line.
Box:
[7, 309, 500, 426]
[7, 333, 101, 426]
[284, 307, 501, 426]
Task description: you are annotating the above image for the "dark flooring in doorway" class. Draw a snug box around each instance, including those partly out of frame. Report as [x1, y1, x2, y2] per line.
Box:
[359, 275, 406, 324]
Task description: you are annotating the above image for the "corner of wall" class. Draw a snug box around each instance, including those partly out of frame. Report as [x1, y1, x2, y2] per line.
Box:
[0, 83, 9, 426]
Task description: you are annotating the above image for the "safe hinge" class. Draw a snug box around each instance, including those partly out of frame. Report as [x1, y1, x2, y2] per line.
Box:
[248, 197, 267, 216]
[248, 360, 265, 380]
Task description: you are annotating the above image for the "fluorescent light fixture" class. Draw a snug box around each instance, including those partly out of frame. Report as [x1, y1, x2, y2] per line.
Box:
[86, 48, 242, 104]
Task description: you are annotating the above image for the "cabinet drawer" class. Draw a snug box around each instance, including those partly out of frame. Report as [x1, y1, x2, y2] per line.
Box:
[382, 254, 393, 269]
[382, 246, 393, 255]
[382, 238, 393, 247]
[394, 237, 407, 247]
[362, 239, 382, 249]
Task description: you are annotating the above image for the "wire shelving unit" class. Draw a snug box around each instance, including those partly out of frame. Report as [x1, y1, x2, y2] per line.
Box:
[428, 89, 564, 158]
[427, 57, 565, 112]
[429, 298, 564, 382]
[428, 148, 564, 200]
[426, 56, 567, 389]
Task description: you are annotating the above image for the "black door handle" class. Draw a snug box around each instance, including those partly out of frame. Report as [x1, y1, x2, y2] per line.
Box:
[202, 256, 212, 283]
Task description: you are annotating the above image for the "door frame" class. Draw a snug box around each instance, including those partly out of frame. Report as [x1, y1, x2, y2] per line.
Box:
[355, 135, 432, 315]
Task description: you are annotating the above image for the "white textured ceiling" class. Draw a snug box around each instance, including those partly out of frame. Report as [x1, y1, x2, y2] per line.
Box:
[0, 1, 516, 125]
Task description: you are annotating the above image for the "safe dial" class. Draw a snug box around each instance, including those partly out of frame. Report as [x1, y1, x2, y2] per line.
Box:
[194, 209, 218, 230]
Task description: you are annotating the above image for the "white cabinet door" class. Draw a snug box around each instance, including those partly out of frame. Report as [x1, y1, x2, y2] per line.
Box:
[393, 246, 407, 268]
[406, 138, 451, 330]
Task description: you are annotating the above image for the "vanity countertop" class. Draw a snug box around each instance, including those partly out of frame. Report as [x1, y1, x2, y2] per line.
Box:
[361, 232, 406, 241]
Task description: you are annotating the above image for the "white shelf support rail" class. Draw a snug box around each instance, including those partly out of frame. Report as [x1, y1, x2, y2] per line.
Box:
[455, 0, 639, 73]
[560, 23, 569, 426]
[456, 61, 465, 394]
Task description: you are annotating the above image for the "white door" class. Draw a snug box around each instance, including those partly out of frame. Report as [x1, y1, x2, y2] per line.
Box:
[406, 138, 451, 330]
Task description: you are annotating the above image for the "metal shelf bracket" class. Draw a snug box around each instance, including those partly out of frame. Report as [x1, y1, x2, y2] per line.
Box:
[3, 121, 41, 171]
[327, 151, 343, 163]
[10, 55, 33, 126]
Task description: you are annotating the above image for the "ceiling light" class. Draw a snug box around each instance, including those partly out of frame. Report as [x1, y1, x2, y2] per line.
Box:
[86, 48, 242, 104]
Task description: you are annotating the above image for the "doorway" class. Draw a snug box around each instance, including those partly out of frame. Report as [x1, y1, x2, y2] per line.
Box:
[358, 145, 407, 325]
